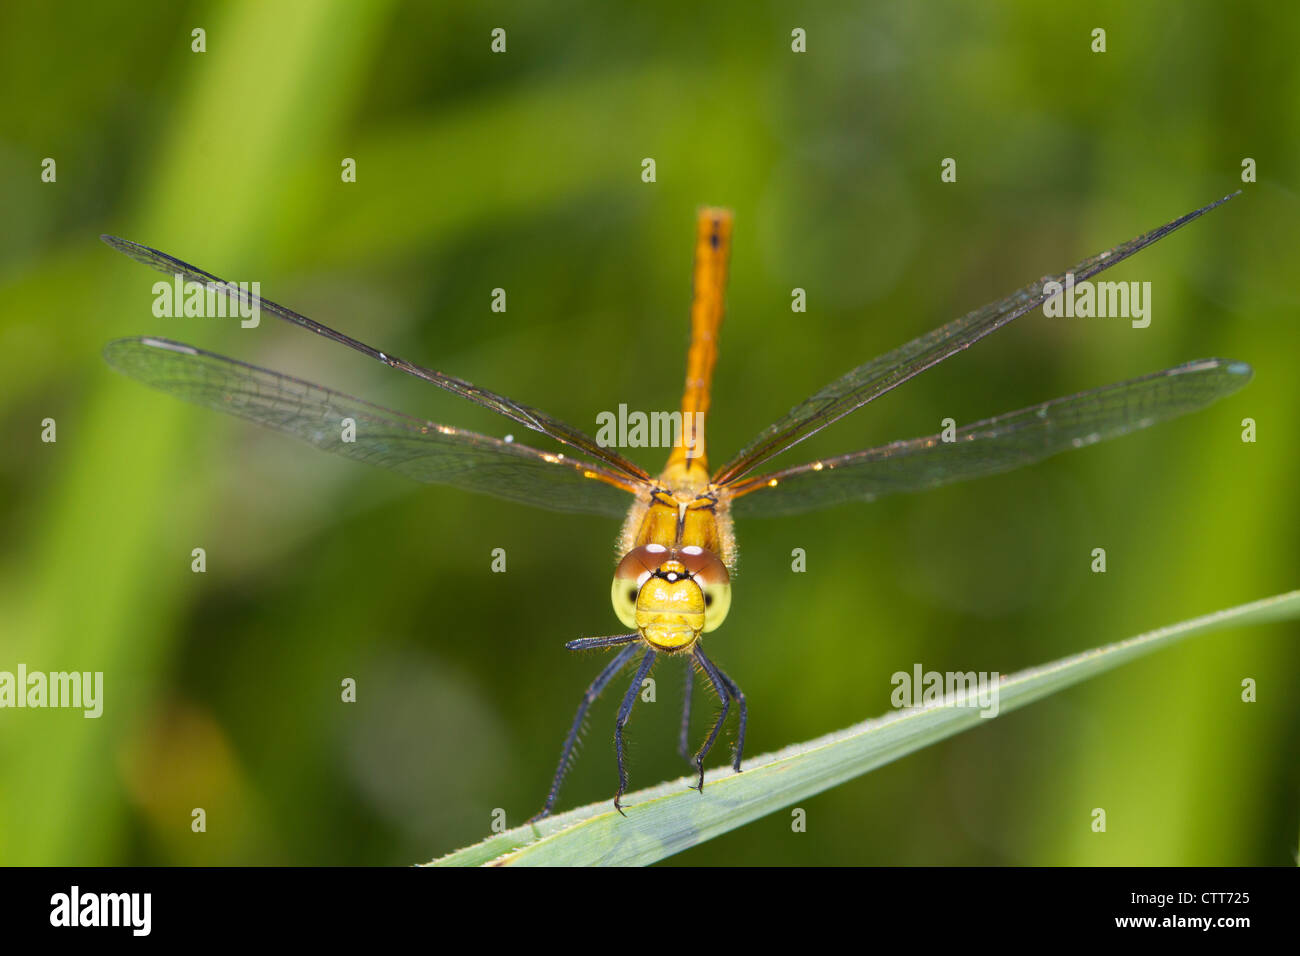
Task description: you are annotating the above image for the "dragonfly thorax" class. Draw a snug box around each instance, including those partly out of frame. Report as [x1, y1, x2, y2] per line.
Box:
[610, 544, 732, 652]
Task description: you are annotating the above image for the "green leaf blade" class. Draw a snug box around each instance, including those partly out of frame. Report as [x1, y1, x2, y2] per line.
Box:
[427, 589, 1300, 867]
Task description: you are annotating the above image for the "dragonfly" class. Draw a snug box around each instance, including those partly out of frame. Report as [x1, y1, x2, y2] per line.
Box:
[102, 193, 1251, 818]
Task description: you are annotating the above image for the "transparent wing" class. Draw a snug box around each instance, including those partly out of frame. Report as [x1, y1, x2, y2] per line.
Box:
[100, 235, 652, 485]
[713, 193, 1241, 486]
[104, 337, 645, 518]
[728, 358, 1252, 518]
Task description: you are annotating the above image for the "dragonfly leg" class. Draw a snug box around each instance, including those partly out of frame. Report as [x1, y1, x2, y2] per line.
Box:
[530, 641, 640, 823]
[565, 633, 640, 651]
[613, 650, 657, 816]
[714, 665, 747, 772]
[689, 646, 733, 793]
[677, 661, 694, 765]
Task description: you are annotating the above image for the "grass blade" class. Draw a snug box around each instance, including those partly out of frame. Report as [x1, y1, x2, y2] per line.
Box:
[428, 589, 1300, 867]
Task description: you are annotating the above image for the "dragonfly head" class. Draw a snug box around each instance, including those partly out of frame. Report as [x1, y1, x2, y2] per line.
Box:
[611, 544, 732, 651]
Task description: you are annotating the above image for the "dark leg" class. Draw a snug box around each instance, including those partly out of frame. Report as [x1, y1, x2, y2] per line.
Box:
[613, 649, 657, 815]
[530, 640, 640, 822]
[715, 665, 747, 772]
[677, 661, 694, 764]
[689, 646, 732, 792]
[566, 633, 640, 651]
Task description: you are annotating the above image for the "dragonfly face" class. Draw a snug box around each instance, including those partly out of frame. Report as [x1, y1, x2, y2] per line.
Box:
[611, 543, 733, 650]
[101, 193, 1250, 822]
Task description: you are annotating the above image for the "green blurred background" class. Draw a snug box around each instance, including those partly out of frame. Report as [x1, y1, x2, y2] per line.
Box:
[1, 0, 1296, 865]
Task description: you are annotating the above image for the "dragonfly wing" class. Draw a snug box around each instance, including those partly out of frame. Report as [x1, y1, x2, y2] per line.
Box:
[101, 236, 651, 485]
[104, 337, 643, 518]
[729, 358, 1252, 518]
[713, 193, 1240, 485]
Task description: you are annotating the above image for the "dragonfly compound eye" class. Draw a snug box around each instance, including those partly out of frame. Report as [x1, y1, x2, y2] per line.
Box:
[611, 547, 658, 629]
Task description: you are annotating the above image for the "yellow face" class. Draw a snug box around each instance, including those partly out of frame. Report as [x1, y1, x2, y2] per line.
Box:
[610, 544, 732, 651]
